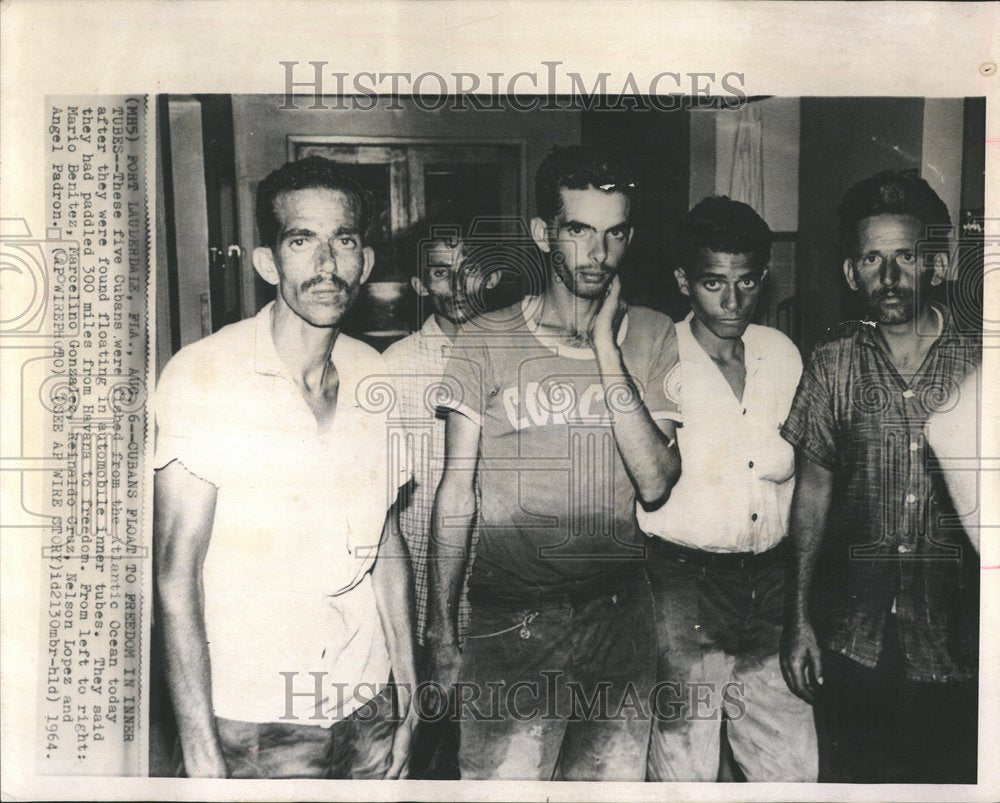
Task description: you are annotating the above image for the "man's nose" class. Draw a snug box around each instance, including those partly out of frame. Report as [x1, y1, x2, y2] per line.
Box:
[721, 286, 739, 312]
[880, 256, 900, 286]
[589, 234, 608, 264]
[316, 241, 338, 272]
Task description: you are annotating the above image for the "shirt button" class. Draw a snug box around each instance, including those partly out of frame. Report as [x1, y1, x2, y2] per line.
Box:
[898, 544, 910, 554]
[751, 513, 758, 522]
[905, 493, 917, 504]
[748, 460, 754, 469]
[742, 408, 747, 415]
[902, 389, 915, 399]
[910, 441, 920, 451]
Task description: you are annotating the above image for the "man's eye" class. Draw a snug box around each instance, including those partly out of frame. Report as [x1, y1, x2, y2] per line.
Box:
[898, 251, 916, 264]
[702, 280, 721, 291]
[862, 253, 882, 265]
[738, 278, 759, 290]
[338, 237, 358, 249]
[430, 268, 450, 280]
[567, 224, 586, 236]
[608, 228, 626, 240]
[288, 237, 309, 250]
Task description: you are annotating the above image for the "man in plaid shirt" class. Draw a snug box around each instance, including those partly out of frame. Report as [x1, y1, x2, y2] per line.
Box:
[780, 170, 980, 783]
[383, 207, 499, 777]
[385, 207, 500, 648]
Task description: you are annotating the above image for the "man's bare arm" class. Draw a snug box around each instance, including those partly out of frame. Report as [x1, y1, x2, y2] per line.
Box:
[154, 461, 225, 777]
[591, 277, 681, 507]
[371, 505, 418, 778]
[425, 412, 480, 694]
[926, 370, 980, 553]
[780, 452, 833, 704]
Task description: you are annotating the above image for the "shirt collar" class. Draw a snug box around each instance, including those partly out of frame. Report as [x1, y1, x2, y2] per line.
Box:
[417, 314, 457, 358]
[679, 312, 762, 365]
[253, 301, 285, 377]
[252, 300, 357, 401]
[521, 294, 630, 357]
[857, 301, 957, 349]
[420, 314, 445, 338]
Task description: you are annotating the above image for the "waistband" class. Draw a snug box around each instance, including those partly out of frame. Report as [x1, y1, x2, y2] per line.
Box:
[468, 569, 640, 609]
[648, 537, 790, 572]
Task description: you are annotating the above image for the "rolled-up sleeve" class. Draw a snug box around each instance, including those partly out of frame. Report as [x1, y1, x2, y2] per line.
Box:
[153, 351, 222, 487]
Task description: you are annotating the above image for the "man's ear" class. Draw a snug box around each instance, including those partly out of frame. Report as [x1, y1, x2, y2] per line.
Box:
[626, 226, 635, 246]
[530, 217, 551, 253]
[410, 275, 429, 297]
[484, 270, 501, 290]
[252, 246, 280, 286]
[931, 250, 949, 287]
[360, 246, 375, 286]
[674, 267, 690, 297]
[842, 258, 859, 291]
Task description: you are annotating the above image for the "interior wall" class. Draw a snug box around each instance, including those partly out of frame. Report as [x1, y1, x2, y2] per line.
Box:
[961, 97, 986, 215]
[582, 106, 691, 318]
[231, 95, 583, 313]
[689, 97, 800, 233]
[715, 97, 800, 233]
[921, 98, 965, 230]
[688, 109, 716, 212]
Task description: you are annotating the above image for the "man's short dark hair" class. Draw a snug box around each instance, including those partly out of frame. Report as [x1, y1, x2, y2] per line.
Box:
[255, 156, 375, 248]
[405, 199, 479, 280]
[675, 196, 773, 273]
[837, 169, 951, 257]
[535, 145, 638, 222]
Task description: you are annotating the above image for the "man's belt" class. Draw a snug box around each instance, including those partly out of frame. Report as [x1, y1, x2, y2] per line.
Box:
[468, 569, 639, 609]
[648, 537, 790, 572]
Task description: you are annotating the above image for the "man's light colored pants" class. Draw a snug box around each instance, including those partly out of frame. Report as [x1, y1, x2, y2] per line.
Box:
[646, 539, 818, 782]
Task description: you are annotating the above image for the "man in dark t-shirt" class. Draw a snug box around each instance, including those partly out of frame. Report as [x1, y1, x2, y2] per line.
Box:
[425, 146, 682, 780]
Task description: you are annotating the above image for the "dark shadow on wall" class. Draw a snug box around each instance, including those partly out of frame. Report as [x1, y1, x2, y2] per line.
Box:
[581, 104, 692, 321]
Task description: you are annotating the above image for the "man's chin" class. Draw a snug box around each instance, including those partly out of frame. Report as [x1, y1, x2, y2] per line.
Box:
[570, 281, 608, 301]
[438, 303, 476, 326]
[871, 300, 916, 325]
[301, 301, 349, 328]
[707, 320, 750, 339]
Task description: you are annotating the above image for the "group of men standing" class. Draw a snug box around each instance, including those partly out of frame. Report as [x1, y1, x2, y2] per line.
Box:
[154, 146, 980, 782]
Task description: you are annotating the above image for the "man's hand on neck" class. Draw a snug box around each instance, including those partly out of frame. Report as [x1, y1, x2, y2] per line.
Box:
[588, 275, 626, 358]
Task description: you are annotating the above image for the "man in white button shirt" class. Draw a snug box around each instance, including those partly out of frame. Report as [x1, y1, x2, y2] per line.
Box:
[641, 196, 817, 781]
[154, 157, 416, 778]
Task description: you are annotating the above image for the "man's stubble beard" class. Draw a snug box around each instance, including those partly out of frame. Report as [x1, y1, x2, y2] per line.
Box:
[551, 257, 610, 301]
